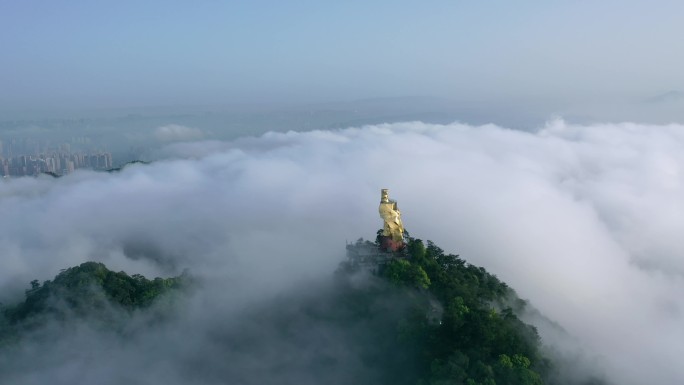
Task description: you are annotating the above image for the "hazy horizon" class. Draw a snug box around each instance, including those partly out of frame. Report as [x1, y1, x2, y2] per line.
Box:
[2, 1, 684, 122]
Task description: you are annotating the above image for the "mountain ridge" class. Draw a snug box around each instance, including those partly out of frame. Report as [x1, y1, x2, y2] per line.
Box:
[0, 238, 606, 385]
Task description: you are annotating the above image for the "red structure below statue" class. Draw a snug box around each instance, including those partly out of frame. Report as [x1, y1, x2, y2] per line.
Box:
[379, 235, 405, 252]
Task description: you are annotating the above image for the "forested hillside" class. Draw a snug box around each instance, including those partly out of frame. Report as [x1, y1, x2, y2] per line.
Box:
[0, 241, 604, 385]
[0, 262, 188, 346]
[374, 237, 548, 385]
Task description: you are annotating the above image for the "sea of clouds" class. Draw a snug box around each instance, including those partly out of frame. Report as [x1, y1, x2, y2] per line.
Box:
[1, 119, 683, 384]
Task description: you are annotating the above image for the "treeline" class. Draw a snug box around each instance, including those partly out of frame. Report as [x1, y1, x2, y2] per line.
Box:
[0, 262, 188, 345]
[375, 238, 547, 385]
[0, 241, 605, 385]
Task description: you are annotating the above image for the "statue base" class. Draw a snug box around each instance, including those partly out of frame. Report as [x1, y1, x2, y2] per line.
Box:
[379, 236, 405, 252]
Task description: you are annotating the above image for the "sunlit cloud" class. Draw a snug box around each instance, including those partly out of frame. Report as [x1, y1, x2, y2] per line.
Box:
[1, 120, 683, 384]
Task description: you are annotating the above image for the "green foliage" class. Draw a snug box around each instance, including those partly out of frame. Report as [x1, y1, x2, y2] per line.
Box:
[374, 236, 549, 385]
[0, 238, 562, 385]
[1, 262, 189, 332]
[384, 259, 431, 289]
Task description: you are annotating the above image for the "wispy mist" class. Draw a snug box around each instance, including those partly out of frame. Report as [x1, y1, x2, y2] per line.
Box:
[1, 120, 683, 384]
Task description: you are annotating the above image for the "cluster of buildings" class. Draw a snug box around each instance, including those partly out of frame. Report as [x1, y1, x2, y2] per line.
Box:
[0, 151, 113, 177]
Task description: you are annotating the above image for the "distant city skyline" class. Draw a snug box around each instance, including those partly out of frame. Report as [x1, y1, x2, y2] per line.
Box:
[0, 150, 113, 177]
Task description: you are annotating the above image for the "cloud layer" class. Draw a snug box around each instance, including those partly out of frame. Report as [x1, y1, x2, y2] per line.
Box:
[154, 124, 204, 142]
[1, 120, 683, 384]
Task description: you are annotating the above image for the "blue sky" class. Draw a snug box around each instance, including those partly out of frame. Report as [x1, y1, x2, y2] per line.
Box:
[2, 1, 683, 110]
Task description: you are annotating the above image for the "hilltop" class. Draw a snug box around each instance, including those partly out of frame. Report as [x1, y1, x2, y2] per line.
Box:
[0, 262, 188, 345]
[0, 240, 606, 385]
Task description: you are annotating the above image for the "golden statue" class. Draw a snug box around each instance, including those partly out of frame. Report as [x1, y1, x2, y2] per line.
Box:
[379, 189, 405, 250]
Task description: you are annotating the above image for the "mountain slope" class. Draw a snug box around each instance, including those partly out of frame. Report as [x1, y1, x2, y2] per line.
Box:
[0, 241, 605, 385]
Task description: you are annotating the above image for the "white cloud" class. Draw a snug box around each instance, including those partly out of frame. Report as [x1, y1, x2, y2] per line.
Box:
[1, 120, 683, 384]
[153, 124, 204, 142]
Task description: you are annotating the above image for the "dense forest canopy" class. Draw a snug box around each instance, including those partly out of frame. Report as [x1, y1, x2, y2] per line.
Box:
[339, 236, 550, 385]
[0, 262, 188, 345]
[0, 238, 606, 385]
